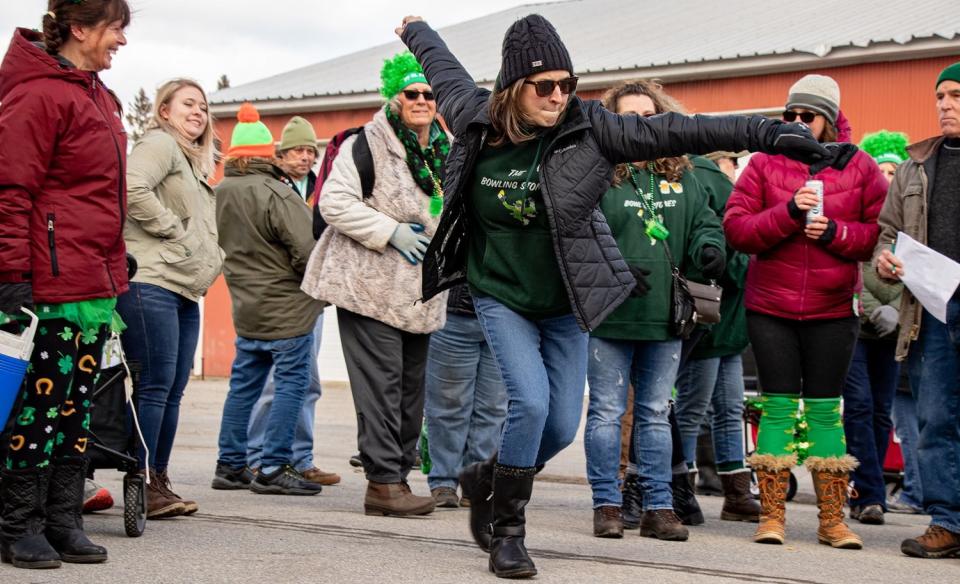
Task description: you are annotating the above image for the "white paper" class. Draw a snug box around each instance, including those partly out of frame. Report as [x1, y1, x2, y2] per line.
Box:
[895, 231, 960, 323]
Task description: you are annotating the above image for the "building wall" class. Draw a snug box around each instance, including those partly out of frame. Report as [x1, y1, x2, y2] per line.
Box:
[201, 55, 957, 377]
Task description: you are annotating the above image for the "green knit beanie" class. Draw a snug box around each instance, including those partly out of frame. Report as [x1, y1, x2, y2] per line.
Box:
[227, 102, 275, 158]
[380, 52, 428, 99]
[936, 61, 960, 88]
[279, 116, 318, 153]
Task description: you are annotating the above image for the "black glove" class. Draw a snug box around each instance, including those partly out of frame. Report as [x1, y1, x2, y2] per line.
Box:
[809, 142, 859, 174]
[126, 253, 139, 280]
[817, 218, 838, 244]
[760, 119, 828, 165]
[628, 265, 652, 298]
[700, 246, 726, 280]
[0, 282, 33, 317]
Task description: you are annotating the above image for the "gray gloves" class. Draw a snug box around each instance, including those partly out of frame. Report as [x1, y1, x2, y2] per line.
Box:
[870, 305, 899, 337]
[389, 223, 431, 265]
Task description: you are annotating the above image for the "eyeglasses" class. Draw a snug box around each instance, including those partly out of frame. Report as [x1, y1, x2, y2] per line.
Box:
[782, 110, 818, 124]
[523, 76, 579, 97]
[402, 89, 435, 101]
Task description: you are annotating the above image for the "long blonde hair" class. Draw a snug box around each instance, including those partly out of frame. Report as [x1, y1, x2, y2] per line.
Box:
[147, 79, 218, 177]
[601, 79, 691, 184]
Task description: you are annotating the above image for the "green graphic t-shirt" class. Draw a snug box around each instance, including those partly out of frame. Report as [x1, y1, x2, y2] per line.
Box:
[466, 138, 569, 320]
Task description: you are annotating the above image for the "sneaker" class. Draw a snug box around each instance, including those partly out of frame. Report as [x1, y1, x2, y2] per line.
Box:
[431, 487, 460, 508]
[301, 467, 341, 486]
[349, 453, 363, 468]
[82, 479, 114, 513]
[639, 509, 689, 541]
[851, 504, 884, 525]
[887, 497, 922, 514]
[250, 465, 323, 496]
[901, 525, 960, 558]
[593, 505, 624, 538]
[211, 463, 255, 490]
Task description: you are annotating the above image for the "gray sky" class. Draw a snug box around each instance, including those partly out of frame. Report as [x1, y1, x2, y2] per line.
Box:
[2, 0, 539, 111]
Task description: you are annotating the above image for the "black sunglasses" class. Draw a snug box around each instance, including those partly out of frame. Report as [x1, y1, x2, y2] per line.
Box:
[783, 110, 818, 124]
[523, 76, 579, 97]
[402, 89, 435, 101]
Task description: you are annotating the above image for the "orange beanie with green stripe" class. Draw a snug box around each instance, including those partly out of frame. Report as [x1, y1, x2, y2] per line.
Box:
[227, 103, 275, 158]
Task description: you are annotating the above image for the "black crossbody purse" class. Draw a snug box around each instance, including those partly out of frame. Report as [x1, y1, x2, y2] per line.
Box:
[661, 241, 723, 338]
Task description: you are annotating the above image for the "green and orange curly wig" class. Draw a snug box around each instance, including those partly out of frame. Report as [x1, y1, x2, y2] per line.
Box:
[380, 51, 428, 99]
[859, 130, 909, 166]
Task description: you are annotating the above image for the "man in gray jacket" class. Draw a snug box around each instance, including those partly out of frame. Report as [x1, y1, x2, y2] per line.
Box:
[211, 104, 324, 496]
[875, 61, 960, 558]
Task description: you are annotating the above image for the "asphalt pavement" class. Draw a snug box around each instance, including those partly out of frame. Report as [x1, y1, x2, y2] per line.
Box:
[11, 379, 958, 584]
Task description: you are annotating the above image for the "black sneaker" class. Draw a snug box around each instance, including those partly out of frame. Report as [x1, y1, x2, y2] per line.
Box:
[250, 465, 323, 496]
[211, 463, 254, 490]
[349, 453, 363, 468]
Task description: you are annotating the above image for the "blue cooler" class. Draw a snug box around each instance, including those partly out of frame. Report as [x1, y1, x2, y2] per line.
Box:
[0, 308, 38, 427]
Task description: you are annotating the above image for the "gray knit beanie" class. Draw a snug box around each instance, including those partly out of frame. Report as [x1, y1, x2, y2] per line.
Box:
[785, 74, 840, 125]
[496, 14, 573, 92]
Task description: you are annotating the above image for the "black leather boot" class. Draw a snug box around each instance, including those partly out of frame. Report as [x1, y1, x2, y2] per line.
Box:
[459, 454, 496, 551]
[44, 458, 107, 563]
[672, 470, 705, 526]
[621, 472, 643, 529]
[0, 466, 61, 569]
[488, 464, 537, 579]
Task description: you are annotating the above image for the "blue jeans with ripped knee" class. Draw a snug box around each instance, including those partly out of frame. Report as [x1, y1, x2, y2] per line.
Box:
[585, 337, 681, 510]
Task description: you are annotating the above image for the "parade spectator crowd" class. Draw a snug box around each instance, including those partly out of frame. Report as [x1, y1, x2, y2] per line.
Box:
[1, 0, 960, 578]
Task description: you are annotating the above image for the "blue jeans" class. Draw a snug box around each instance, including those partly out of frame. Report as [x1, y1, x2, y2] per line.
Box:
[217, 333, 313, 471]
[909, 305, 960, 533]
[842, 338, 898, 508]
[472, 296, 587, 469]
[247, 314, 324, 472]
[424, 313, 507, 490]
[892, 390, 923, 509]
[675, 354, 747, 469]
[585, 338, 680, 510]
[116, 283, 200, 471]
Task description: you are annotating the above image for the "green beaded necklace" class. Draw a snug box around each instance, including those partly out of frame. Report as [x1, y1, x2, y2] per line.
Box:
[627, 163, 670, 241]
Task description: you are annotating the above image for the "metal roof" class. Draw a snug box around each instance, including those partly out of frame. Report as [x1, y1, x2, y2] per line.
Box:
[211, 0, 960, 107]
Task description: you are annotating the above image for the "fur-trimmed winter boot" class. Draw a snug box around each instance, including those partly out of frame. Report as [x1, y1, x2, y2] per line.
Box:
[806, 455, 862, 550]
[748, 453, 796, 544]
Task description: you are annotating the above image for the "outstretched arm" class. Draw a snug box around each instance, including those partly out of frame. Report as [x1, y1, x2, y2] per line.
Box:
[398, 17, 490, 134]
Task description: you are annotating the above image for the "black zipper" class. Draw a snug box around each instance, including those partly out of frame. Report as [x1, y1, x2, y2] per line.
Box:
[47, 213, 60, 277]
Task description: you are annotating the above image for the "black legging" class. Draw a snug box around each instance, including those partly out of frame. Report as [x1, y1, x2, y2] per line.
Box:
[746, 311, 859, 398]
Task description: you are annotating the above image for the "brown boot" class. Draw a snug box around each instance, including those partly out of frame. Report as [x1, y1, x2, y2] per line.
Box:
[719, 469, 760, 522]
[363, 481, 435, 517]
[901, 526, 960, 558]
[156, 470, 198, 516]
[806, 456, 862, 550]
[301, 467, 341, 486]
[144, 470, 186, 519]
[748, 454, 796, 544]
[639, 509, 688, 541]
[593, 505, 624, 538]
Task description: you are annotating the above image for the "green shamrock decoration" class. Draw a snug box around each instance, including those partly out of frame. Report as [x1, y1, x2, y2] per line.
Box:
[58, 326, 74, 341]
[46, 407, 59, 419]
[58, 354, 74, 375]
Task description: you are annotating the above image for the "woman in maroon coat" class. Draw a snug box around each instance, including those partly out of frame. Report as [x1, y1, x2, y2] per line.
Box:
[724, 75, 888, 549]
[0, 0, 130, 570]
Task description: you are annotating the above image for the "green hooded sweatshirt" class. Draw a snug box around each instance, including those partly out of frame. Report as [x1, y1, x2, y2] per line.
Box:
[592, 163, 724, 341]
[687, 156, 749, 359]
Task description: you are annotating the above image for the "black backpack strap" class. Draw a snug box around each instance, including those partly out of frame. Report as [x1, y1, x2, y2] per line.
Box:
[352, 131, 375, 198]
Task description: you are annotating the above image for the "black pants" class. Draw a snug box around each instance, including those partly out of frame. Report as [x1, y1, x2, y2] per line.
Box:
[337, 308, 430, 483]
[746, 311, 859, 398]
[4, 318, 109, 469]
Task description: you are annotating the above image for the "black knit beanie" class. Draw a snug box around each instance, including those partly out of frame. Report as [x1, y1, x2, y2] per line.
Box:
[496, 14, 573, 92]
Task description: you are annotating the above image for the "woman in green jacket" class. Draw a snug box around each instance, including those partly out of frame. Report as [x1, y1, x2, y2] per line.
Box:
[585, 79, 726, 541]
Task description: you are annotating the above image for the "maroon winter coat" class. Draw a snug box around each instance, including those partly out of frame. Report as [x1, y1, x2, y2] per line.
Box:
[723, 145, 888, 320]
[0, 28, 128, 303]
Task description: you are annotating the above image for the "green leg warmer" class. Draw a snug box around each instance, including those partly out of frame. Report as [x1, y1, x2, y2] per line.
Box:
[803, 397, 847, 459]
[756, 394, 800, 456]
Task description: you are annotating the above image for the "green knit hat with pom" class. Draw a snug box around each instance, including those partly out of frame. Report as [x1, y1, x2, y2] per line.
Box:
[227, 102, 275, 158]
[859, 130, 910, 166]
[380, 52, 428, 99]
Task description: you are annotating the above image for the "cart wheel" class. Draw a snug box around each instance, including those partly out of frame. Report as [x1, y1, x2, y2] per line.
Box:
[786, 471, 798, 502]
[123, 473, 147, 537]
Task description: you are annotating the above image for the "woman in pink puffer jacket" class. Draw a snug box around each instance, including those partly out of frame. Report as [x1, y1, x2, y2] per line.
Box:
[723, 74, 888, 549]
